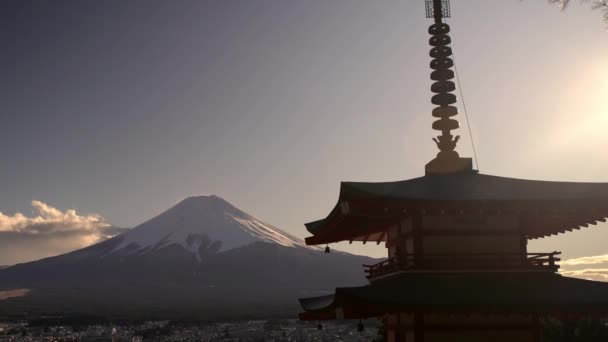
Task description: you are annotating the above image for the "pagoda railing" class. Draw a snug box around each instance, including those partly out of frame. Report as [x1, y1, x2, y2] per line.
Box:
[363, 252, 561, 280]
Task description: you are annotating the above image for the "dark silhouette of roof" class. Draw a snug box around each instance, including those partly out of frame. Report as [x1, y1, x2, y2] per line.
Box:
[299, 272, 608, 320]
[305, 172, 608, 244]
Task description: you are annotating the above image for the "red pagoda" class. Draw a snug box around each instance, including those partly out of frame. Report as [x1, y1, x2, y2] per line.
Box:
[298, 1, 608, 341]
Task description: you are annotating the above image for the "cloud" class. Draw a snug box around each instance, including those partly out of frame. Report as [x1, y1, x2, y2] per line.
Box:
[560, 254, 608, 267]
[560, 268, 608, 282]
[560, 253, 608, 282]
[0, 289, 30, 301]
[0, 201, 126, 266]
[0, 200, 109, 233]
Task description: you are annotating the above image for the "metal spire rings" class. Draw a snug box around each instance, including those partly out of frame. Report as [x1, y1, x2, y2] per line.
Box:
[424, 12, 473, 175]
[429, 22, 460, 157]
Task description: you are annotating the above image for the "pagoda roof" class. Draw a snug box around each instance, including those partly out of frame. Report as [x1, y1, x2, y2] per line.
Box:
[299, 272, 608, 320]
[305, 172, 608, 244]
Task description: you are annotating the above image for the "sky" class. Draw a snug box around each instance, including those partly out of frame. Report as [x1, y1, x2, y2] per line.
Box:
[2, 0, 607, 274]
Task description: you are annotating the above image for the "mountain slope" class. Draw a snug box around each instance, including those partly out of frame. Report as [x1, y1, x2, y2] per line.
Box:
[110, 195, 308, 258]
[0, 195, 377, 319]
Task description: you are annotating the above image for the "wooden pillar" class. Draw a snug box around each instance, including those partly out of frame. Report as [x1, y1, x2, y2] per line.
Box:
[532, 314, 541, 342]
[518, 216, 528, 267]
[562, 319, 573, 342]
[412, 213, 423, 268]
[414, 313, 424, 342]
[396, 312, 403, 342]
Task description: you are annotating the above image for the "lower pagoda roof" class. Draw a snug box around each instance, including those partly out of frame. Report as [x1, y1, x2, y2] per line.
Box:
[299, 272, 608, 320]
[305, 172, 608, 244]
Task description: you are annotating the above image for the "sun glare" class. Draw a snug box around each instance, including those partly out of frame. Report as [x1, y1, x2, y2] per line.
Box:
[576, 69, 608, 141]
[595, 76, 608, 118]
[539, 64, 608, 156]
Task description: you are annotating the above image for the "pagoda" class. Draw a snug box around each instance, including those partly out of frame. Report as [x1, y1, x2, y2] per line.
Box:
[298, 1, 608, 341]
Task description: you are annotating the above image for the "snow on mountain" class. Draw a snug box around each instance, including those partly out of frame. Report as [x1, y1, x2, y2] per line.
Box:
[110, 195, 309, 259]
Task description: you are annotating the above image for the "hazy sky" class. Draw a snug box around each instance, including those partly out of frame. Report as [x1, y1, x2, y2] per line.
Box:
[3, 0, 607, 264]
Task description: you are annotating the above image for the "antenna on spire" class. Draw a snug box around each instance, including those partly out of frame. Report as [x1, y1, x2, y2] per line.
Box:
[424, 0, 473, 175]
[425, 0, 451, 22]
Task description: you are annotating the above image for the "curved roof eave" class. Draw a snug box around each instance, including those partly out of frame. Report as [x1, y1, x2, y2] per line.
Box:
[304, 173, 608, 245]
[299, 273, 608, 320]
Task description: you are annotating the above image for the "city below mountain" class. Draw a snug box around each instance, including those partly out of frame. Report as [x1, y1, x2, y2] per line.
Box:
[0, 195, 375, 320]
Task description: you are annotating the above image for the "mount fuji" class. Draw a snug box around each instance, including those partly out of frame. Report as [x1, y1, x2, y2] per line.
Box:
[109, 195, 310, 260]
[0, 195, 375, 319]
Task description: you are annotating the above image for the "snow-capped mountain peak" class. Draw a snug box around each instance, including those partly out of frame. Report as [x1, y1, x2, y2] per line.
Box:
[110, 195, 307, 258]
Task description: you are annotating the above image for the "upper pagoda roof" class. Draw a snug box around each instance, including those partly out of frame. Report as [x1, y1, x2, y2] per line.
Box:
[338, 172, 608, 202]
[305, 171, 608, 244]
[299, 272, 608, 320]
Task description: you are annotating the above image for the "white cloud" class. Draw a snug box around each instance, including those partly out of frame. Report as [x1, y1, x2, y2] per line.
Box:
[0, 201, 125, 266]
[560, 253, 608, 282]
[560, 268, 608, 282]
[0, 200, 109, 234]
[560, 254, 608, 266]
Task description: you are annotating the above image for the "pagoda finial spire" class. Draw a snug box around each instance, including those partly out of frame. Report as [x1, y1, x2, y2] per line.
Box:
[424, 0, 473, 175]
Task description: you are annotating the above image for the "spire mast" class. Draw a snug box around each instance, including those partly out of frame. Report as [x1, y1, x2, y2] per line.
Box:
[424, 0, 473, 175]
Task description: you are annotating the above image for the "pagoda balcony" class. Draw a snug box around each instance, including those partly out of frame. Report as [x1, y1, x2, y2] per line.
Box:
[363, 252, 561, 280]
